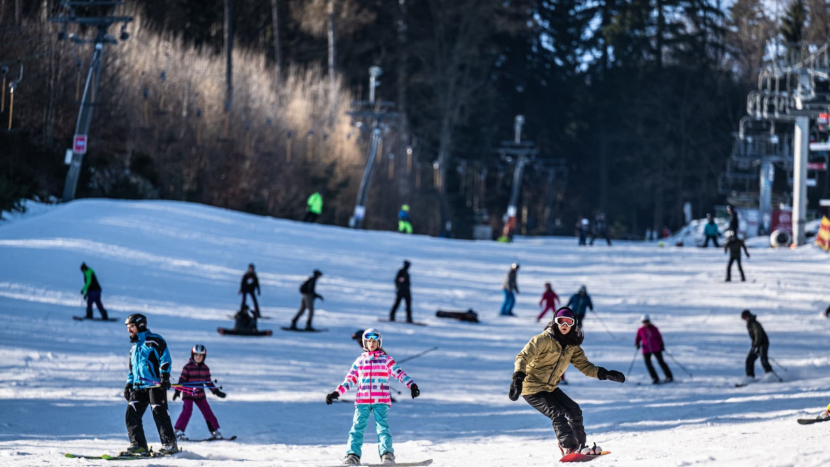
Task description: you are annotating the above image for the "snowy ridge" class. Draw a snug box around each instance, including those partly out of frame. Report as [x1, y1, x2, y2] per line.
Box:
[1, 199, 830, 466]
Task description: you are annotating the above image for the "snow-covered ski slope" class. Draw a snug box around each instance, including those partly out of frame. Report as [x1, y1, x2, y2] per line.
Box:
[2, 199, 830, 466]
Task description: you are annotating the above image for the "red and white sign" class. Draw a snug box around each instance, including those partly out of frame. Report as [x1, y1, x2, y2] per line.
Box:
[808, 162, 827, 171]
[770, 210, 793, 234]
[73, 134, 87, 154]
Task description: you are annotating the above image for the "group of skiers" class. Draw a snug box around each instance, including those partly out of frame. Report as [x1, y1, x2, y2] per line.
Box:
[499, 264, 593, 326]
[576, 213, 611, 246]
[301, 191, 415, 236]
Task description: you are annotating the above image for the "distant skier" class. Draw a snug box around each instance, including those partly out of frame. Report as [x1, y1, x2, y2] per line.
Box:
[173, 344, 226, 441]
[389, 260, 413, 323]
[566, 286, 593, 327]
[232, 304, 258, 334]
[740, 310, 774, 384]
[510, 308, 625, 456]
[724, 231, 750, 282]
[577, 218, 589, 246]
[590, 213, 611, 246]
[727, 204, 740, 236]
[499, 263, 520, 316]
[123, 314, 178, 456]
[398, 204, 413, 234]
[635, 315, 673, 384]
[326, 328, 420, 465]
[303, 191, 323, 223]
[536, 282, 560, 322]
[703, 214, 719, 247]
[290, 270, 324, 330]
[80, 262, 108, 320]
[238, 263, 261, 318]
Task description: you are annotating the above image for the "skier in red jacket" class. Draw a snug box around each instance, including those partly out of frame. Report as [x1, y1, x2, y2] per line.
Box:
[635, 315, 673, 384]
[536, 283, 561, 322]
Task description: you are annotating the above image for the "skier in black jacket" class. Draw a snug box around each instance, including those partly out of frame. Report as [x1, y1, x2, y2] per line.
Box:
[727, 205, 740, 235]
[291, 270, 323, 330]
[724, 231, 750, 282]
[238, 263, 261, 317]
[740, 309, 773, 384]
[389, 260, 413, 323]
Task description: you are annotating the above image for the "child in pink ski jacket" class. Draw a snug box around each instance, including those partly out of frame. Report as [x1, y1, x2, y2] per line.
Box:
[172, 345, 227, 440]
[635, 315, 673, 384]
[325, 328, 420, 465]
[537, 282, 561, 322]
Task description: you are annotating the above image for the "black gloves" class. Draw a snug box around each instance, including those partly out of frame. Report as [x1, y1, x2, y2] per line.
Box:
[326, 391, 340, 405]
[160, 374, 171, 391]
[635, 343, 640, 350]
[123, 384, 132, 401]
[317, 294, 325, 301]
[660, 343, 665, 352]
[410, 383, 420, 399]
[597, 367, 625, 383]
[172, 390, 181, 401]
[509, 371, 526, 401]
[214, 390, 227, 398]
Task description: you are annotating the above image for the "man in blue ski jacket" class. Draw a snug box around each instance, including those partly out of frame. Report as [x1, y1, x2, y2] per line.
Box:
[123, 314, 178, 456]
[566, 286, 593, 326]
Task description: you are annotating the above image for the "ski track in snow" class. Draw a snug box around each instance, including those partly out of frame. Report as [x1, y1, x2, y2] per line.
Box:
[1, 199, 830, 466]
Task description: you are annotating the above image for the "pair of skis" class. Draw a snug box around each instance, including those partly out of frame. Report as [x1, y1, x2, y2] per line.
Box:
[64, 448, 181, 461]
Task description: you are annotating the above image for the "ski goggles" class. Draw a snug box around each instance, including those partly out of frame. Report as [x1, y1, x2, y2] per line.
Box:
[364, 333, 380, 341]
[554, 317, 576, 327]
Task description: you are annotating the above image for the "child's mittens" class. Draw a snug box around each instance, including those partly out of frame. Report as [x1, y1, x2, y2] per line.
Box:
[214, 390, 226, 398]
[326, 391, 340, 405]
[410, 383, 420, 399]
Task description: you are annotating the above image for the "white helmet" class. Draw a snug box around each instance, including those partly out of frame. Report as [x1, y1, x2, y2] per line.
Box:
[362, 328, 382, 350]
[641, 314, 650, 322]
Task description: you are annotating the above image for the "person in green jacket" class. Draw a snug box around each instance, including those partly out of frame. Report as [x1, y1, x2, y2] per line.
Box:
[80, 262, 108, 320]
[702, 214, 719, 247]
[303, 192, 323, 223]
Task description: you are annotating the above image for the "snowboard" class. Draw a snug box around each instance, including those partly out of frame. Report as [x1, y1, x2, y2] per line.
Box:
[218, 328, 272, 336]
[318, 460, 432, 467]
[227, 315, 271, 320]
[181, 435, 237, 442]
[560, 451, 611, 462]
[435, 309, 479, 323]
[378, 319, 428, 326]
[73, 316, 118, 322]
[280, 326, 329, 333]
[797, 418, 830, 425]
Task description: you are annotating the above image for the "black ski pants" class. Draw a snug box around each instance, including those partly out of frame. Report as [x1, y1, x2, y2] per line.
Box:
[590, 231, 611, 246]
[726, 256, 745, 281]
[390, 290, 412, 322]
[85, 291, 108, 319]
[644, 351, 673, 382]
[126, 387, 175, 448]
[703, 235, 719, 247]
[292, 293, 315, 328]
[523, 388, 585, 450]
[241, 291, 260, 317]
[302, 212, 319, 223]
[746, 344, 772, 377]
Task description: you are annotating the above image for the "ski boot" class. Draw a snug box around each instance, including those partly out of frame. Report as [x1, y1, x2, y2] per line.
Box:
[738, 375, 756, 386]
[175, 429, 187, 441]
[343, 453, 360, 465]
[652, 378, 660, 385]
[119, 444, 149, 457]
[381, 451, 396, 464]
[579, 443, 603, 455]
[210, 430, 223, 440]
[159, 442, 180, 455]
[665, 376, 673, 383]
[760, 372, 779, 383]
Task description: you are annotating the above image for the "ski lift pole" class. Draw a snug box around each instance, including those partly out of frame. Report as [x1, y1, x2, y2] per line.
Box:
[588, 309, 617, 340]
[664, 350, 693, 378]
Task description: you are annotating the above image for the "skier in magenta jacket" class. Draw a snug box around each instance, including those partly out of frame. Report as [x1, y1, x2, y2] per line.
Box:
[635, 315, 673, 384]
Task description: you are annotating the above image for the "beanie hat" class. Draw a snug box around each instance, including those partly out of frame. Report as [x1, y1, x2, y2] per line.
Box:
[555, 307, 575, 320]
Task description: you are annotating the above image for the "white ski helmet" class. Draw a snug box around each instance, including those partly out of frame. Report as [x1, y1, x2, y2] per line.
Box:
[362, 328, 382, 350]
[641, 314, 650, 322]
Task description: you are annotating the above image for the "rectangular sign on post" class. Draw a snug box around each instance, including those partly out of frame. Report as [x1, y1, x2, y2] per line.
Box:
[73, 135, 87, 154]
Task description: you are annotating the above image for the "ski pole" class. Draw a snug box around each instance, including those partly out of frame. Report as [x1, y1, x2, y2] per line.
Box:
[626, 348, 639, 378]
[664, 350, 693, 378]
[588, 310, 617, 340]
[769, 356, 788, 372]
[398, 346, 438, 364]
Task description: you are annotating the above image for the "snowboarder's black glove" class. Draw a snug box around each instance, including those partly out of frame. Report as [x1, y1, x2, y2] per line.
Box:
[410, 383, 420, 399]
[214, 390, 227, 398]
[597, 367, 625, 383]
[160, 374, 171, 390]
[326, 391, 339, 405]
[317, 294, 324, 301]
[172, 390, 181, 401]
[123, 384, 132, 401]
[660, 343, 665, 352]
[509, 371, 526, 401]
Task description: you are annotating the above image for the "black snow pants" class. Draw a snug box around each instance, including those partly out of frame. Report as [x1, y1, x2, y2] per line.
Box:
[746, 344, 773, 377]
[590, 231, 611, 246]
[726, 256, 745, 281]
[703, 235, 719, 247]
[126, 387, 175, 448]
[241, 291, 260, 317]
[389, 291, 412, 322]
[523, 388, 585, 450]
[302, 212, 319, 223]
[644, 351, 673, 382]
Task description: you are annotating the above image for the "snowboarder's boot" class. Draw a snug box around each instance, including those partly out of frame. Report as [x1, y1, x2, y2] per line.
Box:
[289, 320, 298, 330]
[343, 453, 360, 465]
[305, 325, 316, 332]
[381, 451, 396, 464]
[175, 429, 187, 441]
[210, 430, 223, 440]
[665, 376, 673, 383]
[558, 444, 577, 455]
[579, 443, 603, 455]
[818, 410, 830, 421]
[159, 442, 179, 455]
[652, 378, 660, 384]
[120, 444, 149, 456]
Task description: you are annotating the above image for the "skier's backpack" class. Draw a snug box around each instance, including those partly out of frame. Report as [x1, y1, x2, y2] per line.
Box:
[299, 279, 311, 294]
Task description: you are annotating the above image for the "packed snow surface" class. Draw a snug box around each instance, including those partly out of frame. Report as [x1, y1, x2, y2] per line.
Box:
[1, 199, 830, 466]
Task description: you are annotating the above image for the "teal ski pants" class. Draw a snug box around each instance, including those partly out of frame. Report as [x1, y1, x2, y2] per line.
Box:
[347, 404, 393, 458]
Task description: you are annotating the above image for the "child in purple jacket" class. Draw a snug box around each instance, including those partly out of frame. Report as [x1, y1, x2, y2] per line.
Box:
[635, 315, 673, 384]
[172, 345, 227, 440]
